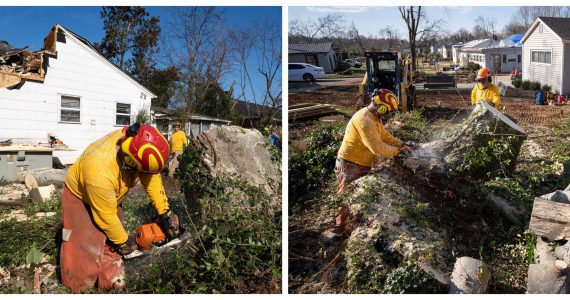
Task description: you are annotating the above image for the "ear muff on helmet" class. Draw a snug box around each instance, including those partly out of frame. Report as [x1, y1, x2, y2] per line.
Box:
[120, 124, 170, 173]
[373, 89, 399, 115]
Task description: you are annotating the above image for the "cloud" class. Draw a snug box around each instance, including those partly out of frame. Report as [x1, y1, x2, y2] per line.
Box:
[305, 6, 373, 14]
[447, 6, 473, 15]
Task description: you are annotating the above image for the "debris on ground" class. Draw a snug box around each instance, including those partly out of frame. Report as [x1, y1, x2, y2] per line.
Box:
[0, 183, 28, 205]
[449, 257, 491, 294]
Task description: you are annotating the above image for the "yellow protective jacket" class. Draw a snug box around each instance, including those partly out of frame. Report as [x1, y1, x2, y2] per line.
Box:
[64, 130, 169, 245]
[471, 83, 501, 108]
[338, 107, 403, 167]
[169, 130, 188, 152]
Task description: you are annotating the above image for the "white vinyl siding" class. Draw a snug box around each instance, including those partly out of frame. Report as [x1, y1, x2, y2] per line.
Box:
[59, 95, 81, 123]
[522, 21, 563, 94]
[115, 102, 131, 126]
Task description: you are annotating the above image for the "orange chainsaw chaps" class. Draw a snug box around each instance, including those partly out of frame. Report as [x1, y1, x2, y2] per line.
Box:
[60, 186, 125, 293]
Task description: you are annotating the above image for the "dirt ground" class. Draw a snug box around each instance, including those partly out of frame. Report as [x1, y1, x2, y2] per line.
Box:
[288, 81, 570, 293]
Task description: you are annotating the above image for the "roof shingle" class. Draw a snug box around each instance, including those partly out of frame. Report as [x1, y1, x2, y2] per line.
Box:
[289, 42, 333, 54]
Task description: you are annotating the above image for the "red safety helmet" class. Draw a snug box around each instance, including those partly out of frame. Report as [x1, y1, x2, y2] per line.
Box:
[373, 88, 399, 115]
[120, 124, 170, 173]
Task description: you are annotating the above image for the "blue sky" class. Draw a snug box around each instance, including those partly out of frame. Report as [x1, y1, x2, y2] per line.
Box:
[289, 6, 525, 37]
[0, 6, 282, 105]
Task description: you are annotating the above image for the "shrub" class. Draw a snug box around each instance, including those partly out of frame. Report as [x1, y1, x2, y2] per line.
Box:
[542, 84, 552, 93]
[289, 123, 344, 204]
[530, 81, 541, 90]
[512, 79, 522, 88]
[521, 80, 531, 90]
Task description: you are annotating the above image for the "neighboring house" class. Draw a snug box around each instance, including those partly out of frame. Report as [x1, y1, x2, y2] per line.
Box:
[520, 17, 570, 95]
[0, 24, 155, 164]
[452, 44, 464, 64]
[151, 106, 231, 139]
[430, 45, 442, 55]
[231, 99, 282, 128]
[458, 38, 498, 68]
[289, 42, 337, 72]
[482, 34, 523, 73]
[441, 44, 454, 60]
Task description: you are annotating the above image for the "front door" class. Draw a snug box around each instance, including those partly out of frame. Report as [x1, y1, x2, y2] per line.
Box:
[492, 54, 501, 73]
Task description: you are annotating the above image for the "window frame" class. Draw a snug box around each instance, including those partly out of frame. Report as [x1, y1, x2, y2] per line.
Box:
[530, 49, 552, 65]
[58, 94, 82, 124]
[115, 102, 132, 127]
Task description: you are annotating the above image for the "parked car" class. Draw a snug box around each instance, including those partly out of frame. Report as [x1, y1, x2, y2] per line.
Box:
[288, 63, 325, 82]
[344, 59, 362, 68]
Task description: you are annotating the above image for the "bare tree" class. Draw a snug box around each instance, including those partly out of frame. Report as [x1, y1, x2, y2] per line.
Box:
[473, 16, 498, 39]
[448, 28, 473, 43]
[289, 13, 345, 42]
[379, 26, 400, 51]
[503, 6, 570, 35]
[399, 6, 444, 70]
[165, 7, 232, 119]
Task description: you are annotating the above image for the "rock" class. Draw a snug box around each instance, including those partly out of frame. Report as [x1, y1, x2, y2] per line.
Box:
[24, 174, 38, 191]
[536, 237, 556, 264]
[29, 185, 55, 202]
[551, 191, 570, 204]
[556, 260, 569, 270]
[555, 241, 570, 265]
[449, 256, 491, 294]
[527, 263, 570, 293]
[196, 126, 281, 190]
[0, 183, 28, 205]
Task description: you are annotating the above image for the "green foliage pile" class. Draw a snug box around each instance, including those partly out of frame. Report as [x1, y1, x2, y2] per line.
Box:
[0, 199, 61, 268]
[127, 136, 281, 293]
[289, 122, 344, 204]
[391, 110, 428, 143]
[512, 79, 522, 88]
[530, 81, 541, 91]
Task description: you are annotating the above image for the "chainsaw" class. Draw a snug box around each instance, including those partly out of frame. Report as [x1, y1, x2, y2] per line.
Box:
[123, 222, 190, 260]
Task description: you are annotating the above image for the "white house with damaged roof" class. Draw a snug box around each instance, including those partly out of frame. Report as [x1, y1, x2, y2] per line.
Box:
[520, 17, 570, 95]
[0, 24, 156, 164]
[457, 37, 522, 72]
[289, 42, 337, 72]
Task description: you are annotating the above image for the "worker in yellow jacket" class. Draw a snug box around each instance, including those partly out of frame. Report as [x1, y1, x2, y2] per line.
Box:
[168, 121, 188, 177]
[471, 67, 501, 108]
[60, 123, 180, 293]
[336, 88, 413, 194]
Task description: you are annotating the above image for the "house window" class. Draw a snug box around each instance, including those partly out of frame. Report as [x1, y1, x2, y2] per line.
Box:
[503, 55, 507, 63]
[518, 55, 521, 63]
[305, 54, 317, 66]
[60, 95, 81, 123]
[116, 103, 131, 126]
[507, 56, 517, 63]
[531, 50, 552, 64]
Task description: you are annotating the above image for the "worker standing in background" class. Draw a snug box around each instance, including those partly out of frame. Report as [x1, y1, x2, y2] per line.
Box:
[335, 88, 413, 195]
[60, 123, 180, 293]
[168, 121, 188, 178]
[471, 67, 501, 108]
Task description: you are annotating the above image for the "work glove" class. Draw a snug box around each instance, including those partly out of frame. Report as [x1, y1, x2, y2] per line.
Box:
[115, 235, 138, 256]
[156, 209, 181, 240]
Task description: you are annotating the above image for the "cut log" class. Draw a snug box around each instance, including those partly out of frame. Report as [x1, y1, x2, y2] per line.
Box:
[530, 197, 570, 240]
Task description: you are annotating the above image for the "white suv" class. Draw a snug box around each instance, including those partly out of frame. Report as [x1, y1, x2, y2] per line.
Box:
[288, 63, 325, 81]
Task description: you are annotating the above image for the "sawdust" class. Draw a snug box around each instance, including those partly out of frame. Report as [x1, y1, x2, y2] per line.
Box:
[0, 183, 28, 204]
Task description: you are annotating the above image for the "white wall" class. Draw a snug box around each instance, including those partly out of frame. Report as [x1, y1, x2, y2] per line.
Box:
[522, 22, 563, 93]
[0, 28, 152, 164]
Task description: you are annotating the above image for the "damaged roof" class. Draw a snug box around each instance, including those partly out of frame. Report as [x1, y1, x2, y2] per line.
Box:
[1, 24, 156, 98]
[289, 42, 333, 54]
